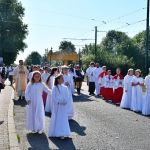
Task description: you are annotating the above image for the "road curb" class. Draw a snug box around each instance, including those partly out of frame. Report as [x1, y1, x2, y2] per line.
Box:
[8, 89, 20, 150]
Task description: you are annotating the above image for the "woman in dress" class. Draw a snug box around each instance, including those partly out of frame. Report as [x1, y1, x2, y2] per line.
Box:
[45, 67, 58, 113]
[25, 71, 51, 134]
[48, 74, 71, 139]
[142, 68, 150, 115]
[131, 69, 144, 112]
[62, 65, 74, 119]
[120, 69, 134, 109]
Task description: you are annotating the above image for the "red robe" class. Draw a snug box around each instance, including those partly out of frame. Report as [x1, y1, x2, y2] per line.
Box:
[104, 75, 114, 101]
[112, 74, 124, 104]
[99, 71, 108, 97]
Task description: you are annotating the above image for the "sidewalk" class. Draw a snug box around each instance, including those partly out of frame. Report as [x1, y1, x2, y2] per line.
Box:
[0, 85, 19, 150]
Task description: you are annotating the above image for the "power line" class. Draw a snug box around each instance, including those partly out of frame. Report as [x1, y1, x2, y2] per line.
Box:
[115, 19, 146, 30]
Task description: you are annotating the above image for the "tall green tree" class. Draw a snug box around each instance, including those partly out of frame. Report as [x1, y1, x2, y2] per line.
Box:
[100, 30, 143, 69]
[25, 51, 42, 65]
[0, 0, 28, 65]
[59, 41, 76, 53]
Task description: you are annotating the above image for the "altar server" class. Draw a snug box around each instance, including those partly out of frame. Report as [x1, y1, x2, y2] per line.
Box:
[131, 69, 144, 112]
[48, 74, 71, 139]
[120, 69, 134, 109]
[142, 68, 150, 115]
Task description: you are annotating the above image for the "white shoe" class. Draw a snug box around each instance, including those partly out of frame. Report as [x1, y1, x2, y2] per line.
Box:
[31, 130, 36, 134]
[38, 130, 43, 134]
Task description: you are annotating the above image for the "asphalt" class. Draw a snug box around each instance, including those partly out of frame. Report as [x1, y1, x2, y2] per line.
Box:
[14, 82, 150, 150]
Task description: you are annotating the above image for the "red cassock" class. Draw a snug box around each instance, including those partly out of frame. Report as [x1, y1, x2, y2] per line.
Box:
[104, 88, 113, 101]
[112, 74, 124, 104]
[99, 71, 108, 97]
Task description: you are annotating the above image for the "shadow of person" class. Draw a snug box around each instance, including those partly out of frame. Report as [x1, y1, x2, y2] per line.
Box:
[69, 119, 86, 136]
[27, 133, 50, 150]
[73, 93, 94, 103]
[49, 137, 76, 150]
[13, 98, 27, 107]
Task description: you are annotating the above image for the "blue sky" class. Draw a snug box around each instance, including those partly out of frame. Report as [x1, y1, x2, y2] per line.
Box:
[16, 0, 147, 63]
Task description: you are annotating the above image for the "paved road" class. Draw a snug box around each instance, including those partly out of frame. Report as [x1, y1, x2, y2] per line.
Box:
[0, 85, 13, 150]
[14, 82, 150, 150]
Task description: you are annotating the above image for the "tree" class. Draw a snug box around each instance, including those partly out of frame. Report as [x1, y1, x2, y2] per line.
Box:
[0, 0, 28, 65]
[59, 41, 76, 53]
[100, 30, 143, 69]
[25, 51, 42, 65]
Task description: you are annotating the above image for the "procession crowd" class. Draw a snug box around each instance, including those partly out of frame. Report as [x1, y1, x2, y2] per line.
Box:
[86, 62, 150, 116]
[0, 60, 150, 140]
[0, 60, 84, 139]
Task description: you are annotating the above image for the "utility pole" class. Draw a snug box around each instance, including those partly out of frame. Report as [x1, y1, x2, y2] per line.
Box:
[95, 26, 97, 62]
[145, 0, 150, 74]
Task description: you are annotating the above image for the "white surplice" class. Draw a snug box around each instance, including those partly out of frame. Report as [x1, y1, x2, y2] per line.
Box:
[94, 67, 102, 95]
[45, 75, 55, 113]
[48, 85, 71, 137]
[41, 72, 50, 83]
[25, 82, 51, 132]
[142, 75, 150, 115]
[63, 74, 74, 119]
[86, 67, 96, 82]
[120, 75, 134, 109]
[131, 76, 144, 112]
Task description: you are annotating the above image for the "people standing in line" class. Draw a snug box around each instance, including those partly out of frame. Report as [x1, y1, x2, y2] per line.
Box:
[86, 62, 96, 95]
[25, 71, 51, 134]
[45, 67, 58, 113]
[103, 70, 114, 102]
[131, 69, 144, 112]
[142, 68, 150, 115]
[74, 65, 84, 95]
[14, 60, 29, 100]
[120, 69, 134, 109]
[94, 63, 102, 96]
[112, 68, 124, 105]
[98, 66, 107, 98]
[48, 74, 71, 139]
[62, 65, 74, 119]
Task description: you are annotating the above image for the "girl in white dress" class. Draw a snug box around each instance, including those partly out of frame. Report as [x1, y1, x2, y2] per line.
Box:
[120, 69, 134, 109]
[48, 74, 71, 139]
[131, 69, 144, 112]
[45, 67, 58, 113]
[25, 71, 51, 134]
[62, 66, 74, 119]
[142, 68, 150, 115]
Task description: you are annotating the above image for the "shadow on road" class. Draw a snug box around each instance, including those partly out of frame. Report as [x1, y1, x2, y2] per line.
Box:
[13, 99, 27, 107]
[73, 93, 94, 103]
[27, 133, 50, 150]
[69, 119, 86, 136]
[49, 137, 76, 150]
